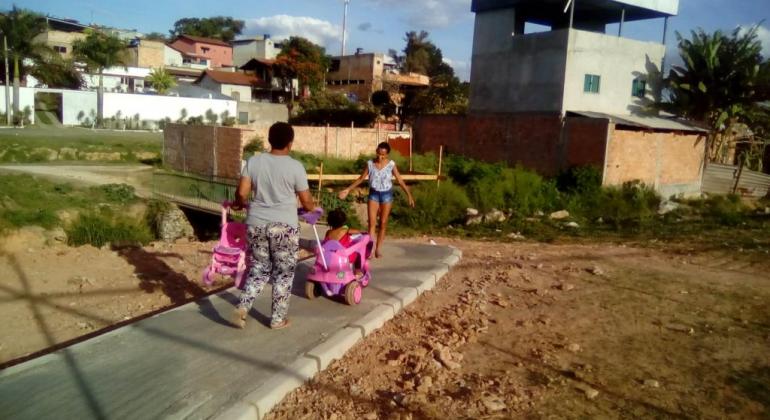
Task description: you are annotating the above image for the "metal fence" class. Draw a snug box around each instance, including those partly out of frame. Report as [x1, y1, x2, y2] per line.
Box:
[702, 163, 770, 197]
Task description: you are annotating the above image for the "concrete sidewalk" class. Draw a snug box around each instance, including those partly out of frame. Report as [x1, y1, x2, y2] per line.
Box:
[0, 240, 460, 420]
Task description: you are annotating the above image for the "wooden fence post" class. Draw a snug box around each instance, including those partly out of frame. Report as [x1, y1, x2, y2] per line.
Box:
[409, 127, 413, 173]
[437, 145, 444, 189]
[349, 121, 354, 159]
[324, 124, 329, 157]
[317, 162, 324, 202]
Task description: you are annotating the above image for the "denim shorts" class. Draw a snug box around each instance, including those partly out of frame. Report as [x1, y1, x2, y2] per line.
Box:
[368, 188, 394, 204]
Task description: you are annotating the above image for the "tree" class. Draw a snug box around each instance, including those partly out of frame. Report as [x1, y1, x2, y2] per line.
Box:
[291, 90, 377, 127]
[73, 29, 129, 125]
[142, 32, 168, 42]
[0, 6, 51, 123]
[393, 30, 468, 128]
[147, 67, 176, 94]
[662, 26, 770, 163]
[28, 56, 83, 89]
[275, 37, 331, 98]
[169, 17, 244, 42]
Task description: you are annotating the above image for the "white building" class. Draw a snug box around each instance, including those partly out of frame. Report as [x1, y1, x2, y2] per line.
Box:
[82, 66, 152, 93]
[469, 0, 678, 116]
[232, 35, 280, 68]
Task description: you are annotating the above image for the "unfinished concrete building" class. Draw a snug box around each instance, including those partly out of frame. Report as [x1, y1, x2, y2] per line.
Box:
[416, 0, 709, 197]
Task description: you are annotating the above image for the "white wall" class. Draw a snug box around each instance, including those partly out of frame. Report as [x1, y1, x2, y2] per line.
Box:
[60, 89, 97, 125]
[165, 45, 183, 66]
[0, 86, 36, 123]
[562, 30, 665, 115]
[103, 92, 236, 122]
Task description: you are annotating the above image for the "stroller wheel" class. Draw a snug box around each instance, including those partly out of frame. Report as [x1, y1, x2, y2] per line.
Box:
[305, 281, 319, 300]
[344, 281, 362, 305]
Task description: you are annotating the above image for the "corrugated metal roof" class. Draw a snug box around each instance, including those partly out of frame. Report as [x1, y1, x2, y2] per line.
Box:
[567, 111, 708, 133]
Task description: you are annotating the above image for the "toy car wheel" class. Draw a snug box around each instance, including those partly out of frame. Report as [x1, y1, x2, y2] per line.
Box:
[344, 281, 362, 305]
[202, 267, 213, 286]
[305, 281, 319, 300]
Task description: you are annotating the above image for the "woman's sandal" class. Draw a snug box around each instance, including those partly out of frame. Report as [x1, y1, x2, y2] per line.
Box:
[231, 307, 248, 329]
[270, 318, 291, 330]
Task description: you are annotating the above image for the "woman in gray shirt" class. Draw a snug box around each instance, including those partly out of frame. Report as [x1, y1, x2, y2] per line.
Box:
[232, 122, 316, 330]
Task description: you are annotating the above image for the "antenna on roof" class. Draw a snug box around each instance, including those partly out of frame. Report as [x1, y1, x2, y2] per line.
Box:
[341, 0, 350, 56]
[563, 0, 573, 13]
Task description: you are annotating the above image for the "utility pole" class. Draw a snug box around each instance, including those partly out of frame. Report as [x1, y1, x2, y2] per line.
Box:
[3, 36, 10, 126]
[341, 0, 350, 57]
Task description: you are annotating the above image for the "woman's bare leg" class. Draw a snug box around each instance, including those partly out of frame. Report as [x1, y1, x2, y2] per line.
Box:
[368, 199, 379, 256]
[375, 203, 393, 258]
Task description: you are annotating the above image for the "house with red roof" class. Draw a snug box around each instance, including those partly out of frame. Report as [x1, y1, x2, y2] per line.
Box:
[168, 35, 233, 69]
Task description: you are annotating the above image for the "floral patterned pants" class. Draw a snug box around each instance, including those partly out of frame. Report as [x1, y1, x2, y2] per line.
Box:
[237, 223, 299, 327]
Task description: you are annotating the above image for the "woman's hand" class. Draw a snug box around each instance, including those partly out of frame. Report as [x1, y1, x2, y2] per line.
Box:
[338, 189, 350, 200]
[407, 195, 415, 208]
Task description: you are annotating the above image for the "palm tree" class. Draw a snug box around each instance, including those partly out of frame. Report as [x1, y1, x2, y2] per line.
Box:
[663, 26, 768, 162]
[0, 6, 51, 123]
[147, 67, 175, 94]
[72, 29, 128, 125]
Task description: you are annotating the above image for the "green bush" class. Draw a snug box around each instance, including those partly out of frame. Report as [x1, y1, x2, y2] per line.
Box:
[67, 212, 153, 247]
[94, 184, 137, 204]
[701, 194, 748, 226]
[243, 136, 265, 155]
[391, 180, 470, 229]
[292, 151, 360, 174]
[590, 181, 661, 228]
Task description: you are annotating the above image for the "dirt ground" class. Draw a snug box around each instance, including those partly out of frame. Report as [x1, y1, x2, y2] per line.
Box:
[0, 232, 224, 366]
[1, 232, 768, 418]
[267, 238, 770, 420]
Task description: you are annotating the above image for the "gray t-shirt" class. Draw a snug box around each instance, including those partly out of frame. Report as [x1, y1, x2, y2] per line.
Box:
[241, 153, 309, 227]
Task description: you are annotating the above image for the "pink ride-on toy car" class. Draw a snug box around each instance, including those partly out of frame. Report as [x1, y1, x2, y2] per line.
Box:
[202, 201, 248, 288]
[300, 208, 373, 305]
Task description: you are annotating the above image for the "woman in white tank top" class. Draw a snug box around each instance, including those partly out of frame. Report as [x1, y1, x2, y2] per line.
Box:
[338, 142, 415, 258]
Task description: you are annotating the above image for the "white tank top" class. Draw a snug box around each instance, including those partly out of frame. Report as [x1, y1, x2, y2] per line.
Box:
[368, 160, 395, 191]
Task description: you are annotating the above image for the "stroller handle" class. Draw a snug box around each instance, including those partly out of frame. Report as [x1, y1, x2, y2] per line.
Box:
[298, 207, 324, 225]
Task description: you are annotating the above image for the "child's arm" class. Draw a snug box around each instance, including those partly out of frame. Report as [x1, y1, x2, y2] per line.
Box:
[338, 166, 369, 200]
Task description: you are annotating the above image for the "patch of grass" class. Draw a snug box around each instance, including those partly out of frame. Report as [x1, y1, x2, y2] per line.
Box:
[66, 211, 153, 247]
[0, 174, 145, 234]
[0, 126, 161, 163]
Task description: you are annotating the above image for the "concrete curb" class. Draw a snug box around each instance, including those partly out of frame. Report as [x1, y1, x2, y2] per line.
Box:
[217, 245, 463, 419]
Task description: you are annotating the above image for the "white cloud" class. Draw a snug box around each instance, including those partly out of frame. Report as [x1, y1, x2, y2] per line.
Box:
[738, 24, 770, 58]
[443, 57, 471, 81]
[366, 0, 472, 28]
[243, 15, 341, 49]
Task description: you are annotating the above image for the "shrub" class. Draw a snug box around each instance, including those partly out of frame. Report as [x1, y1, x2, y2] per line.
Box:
[391, 180, 470, 229]
[243, 136, 265, 155]
[67, 212, 153, 247]
[701, 194, 748, 226]
[95, 184, 137, 204]
[591, 181, 661, 228]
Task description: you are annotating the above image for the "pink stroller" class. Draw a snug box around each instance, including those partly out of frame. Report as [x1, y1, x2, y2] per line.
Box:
[202, 201, 248, 288]
[300, 208, 373, 305]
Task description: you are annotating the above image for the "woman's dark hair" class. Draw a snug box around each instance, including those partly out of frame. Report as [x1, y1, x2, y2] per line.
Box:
[376, 142, 391, 153]
[268, 122, 294, 149]
[327, 209, 347, 228]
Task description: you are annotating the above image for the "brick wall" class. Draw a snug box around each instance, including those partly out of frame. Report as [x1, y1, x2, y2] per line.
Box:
[414, 114, 607, 176]
[164, 124, 254, 179]
[244, 124, 409, 159]
[164, 124, 410, 180]
[605, 127, 706, 196]
[414, 113, 705, 196]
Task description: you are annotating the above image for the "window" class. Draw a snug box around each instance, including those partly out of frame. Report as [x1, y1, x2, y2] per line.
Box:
[231, 91, 240, 101]
[201, 47, 210, 53]
[239, 112, 249, 124]
[53, 45, 67, 54]
[632, 79, 647, 98]
[583, 74, 600, 93]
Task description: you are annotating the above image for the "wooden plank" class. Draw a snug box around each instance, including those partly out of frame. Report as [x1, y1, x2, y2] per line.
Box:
[305, 174, 441, 181]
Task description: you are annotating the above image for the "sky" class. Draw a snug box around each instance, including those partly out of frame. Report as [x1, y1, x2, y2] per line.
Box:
[9, 0, 770, 80]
